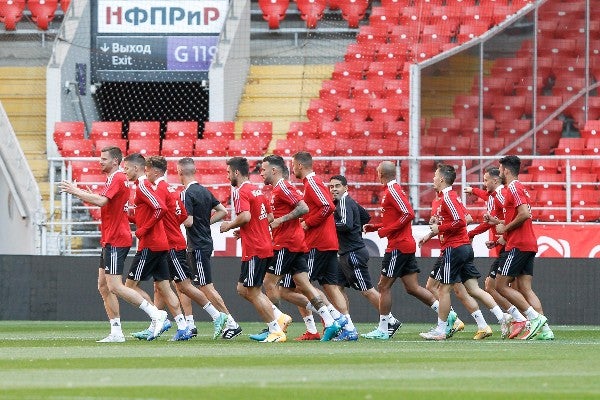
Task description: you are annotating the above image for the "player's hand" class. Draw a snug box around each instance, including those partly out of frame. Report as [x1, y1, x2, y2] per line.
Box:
[430, 223, 439, 235]
[219, 221, 230, 233]
[58, 180, 76, 194]
[496, 235, 506, 246]
[429, 216, 439, 225]
[485, 214, 502, 225]
[496, 223, 507, 234]
[485, 240, 496, 249]
[418, 235, 430, 248]
[232, 229, 241, 239]
[270, 218, 282, 229]
[463, 186, 473, 194]
[465, 213, 473, 224]
[300, 221, 308, 231]
[363, 224, 376, 233]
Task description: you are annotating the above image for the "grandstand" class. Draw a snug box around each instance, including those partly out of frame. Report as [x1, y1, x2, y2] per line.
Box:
[1, 0, 599, 255]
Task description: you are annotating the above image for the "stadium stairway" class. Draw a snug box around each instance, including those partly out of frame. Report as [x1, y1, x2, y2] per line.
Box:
[0, 66, 50, 209]
[236, 64, 334, 148]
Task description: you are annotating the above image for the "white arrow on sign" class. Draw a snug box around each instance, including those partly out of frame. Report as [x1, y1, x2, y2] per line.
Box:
[100, 43, 109, 52]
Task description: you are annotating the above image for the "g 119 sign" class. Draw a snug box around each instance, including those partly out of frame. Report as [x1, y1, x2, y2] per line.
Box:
[91, 0, 227, 82]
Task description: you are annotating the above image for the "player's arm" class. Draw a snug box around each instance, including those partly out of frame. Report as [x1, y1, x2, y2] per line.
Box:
[210, 203, 228, 224]
[271, 200, 308, 229]
[357, 202, 371, 226]
[468, 221, 491, 240]
[334, 198, 355, 233]
[302, 187, 334, 228]
[435, 199, 466, 236]
[135, 183, 166, 238]
[497, 203, 529, 234]
[220, 211, 250, 232]
[378, 192, 414, 237]
[59, 181, 108, 207]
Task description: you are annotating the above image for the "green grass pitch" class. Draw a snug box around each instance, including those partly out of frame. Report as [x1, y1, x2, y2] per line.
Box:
[0, 321, 599, 399]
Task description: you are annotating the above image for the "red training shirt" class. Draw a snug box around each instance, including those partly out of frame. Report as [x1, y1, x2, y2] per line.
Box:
[431, 187, 470, 250]
[302, 172, 338, 251]
[270, 178, 308, 253]
[233, 181, 274, 261]
[155, 177, 187, 251]
[133, 176, 169, 252]
[502, 180, 538, 252]
[99, 170, 132, 248]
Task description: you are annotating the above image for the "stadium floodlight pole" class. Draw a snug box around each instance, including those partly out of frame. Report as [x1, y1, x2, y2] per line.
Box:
[408, 63, 421, 221]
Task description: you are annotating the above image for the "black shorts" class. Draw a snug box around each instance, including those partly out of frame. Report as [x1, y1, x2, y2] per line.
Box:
[338, 247, 374, 291]
[100, 244, 130, 275]
[306, 249, 339, 286]
[432, 244, 479, 285]
[239, 256, 272, 288]
[382, 249, 420, 278]
[268, 248, 309, 277]
[280, 273, 296, 289]
[487, 248, 505, 279]
[128, 248, 170, 282]
[497, 248, 535, 277]
[187, 249, 213, 286]
[167, 249, 195, 282]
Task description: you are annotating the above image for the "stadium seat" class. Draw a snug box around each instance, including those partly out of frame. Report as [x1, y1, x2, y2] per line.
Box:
[351, 78, 385, 99]
[351, 120, 385, 139]
[427, 117, 461, 136]
[453, 95, 480, 121]
[571, 189, 600, 207]
[68, 160, 102, 181]
[295, 0, 327, 29]
[90, 121, 123, 141]
[127, 121, 160, 140]
[529, 158, 561, 174]
[421, 24, 454, 45]
[568, 173, 598, 190]
[490, 96, 526, 122]
[436, 135, 471, 156]
[554, 138, 586, 155]
[27, 0, 57, 30]
[460, 118, 496, 137]
[384, 120, 409, 139]
[287, 121, 318, 140]
[258, 0, 289, 29]
[383, 79, 410, 98]
[534, 209, 567, 223]
[194, 138, 229, 157]
[533, 172, 564, 190]
[307, 99, 337, 122]
[305, 138, 335, 156]
[60, 139, 95, 157]
[482, 137, 506, 155]
[242, 121, 272, 150]
[318, 121, 352, 139]
[571, 208, 600, 223]
[553, 78, 587, 99]
[529, 96, 563, 123]
[320, 79, 352, 103]
[202, 121, 235, 140]
[0, 0, 25, 30]
[409, 42, 442, 62]
[345, 43, 377, 63]
[196, 160, 225, 174]
[561, 158, 593, 174]
[161, 138, 194, 157]
[356, 25, 388, 44]
[456, 21, 490, 43]
[388, 24, 422, 44]
[584, 138, 600, 155]
[375, 43, 409, 63]
[338, 0, 369, 28]
[514, 77, 544, 98]
[208, 186, 231, 205]
[564, 97, 600, 129]
[273, 138, 301, 156]
[335, 138, 367, 156]
[78, 174, 107, 192]
[536, 189, 566, 207]
[227, 139, 264, 157]
[366, 61, 401, 80]
[165, 121, 198, 140]
[94, 138, 127, 156]
[420, 136, 437, 155]
[337, 98, 370, 122]
[366, 138, 402, 156]
[127, 139, 160, 156]
[495, 119, 531, 140]
[369, 97, 405, 123]
[53, 121, 85, 149]
[332, 61, 366, 81]
[581, 120, 600, 139]
[369, 5, 400, 26]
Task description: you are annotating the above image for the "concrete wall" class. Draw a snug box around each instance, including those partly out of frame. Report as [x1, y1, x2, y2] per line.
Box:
[0, 255, 597, 325]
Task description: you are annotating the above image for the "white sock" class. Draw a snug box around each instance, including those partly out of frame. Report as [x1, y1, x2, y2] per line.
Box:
[431, 300, 439, 313]
[523, 306, 540, 320]
[110, 318, 122, 335]
[185, 315, 196, 329]
[306, 301, 318, 313]
[174, 314, 187, 330]
[328, 305, 342, 320]
[226, 314, 238, 329]
[139, 300, 160, 319]
[303, 315, 318, 334]
[388, 313, 397, 324]
[437, 317, 446, 333]
[202, 302, 220, 321]
[317, 305, 335, 326]
[471, 310, 488, 330]
[508, 305, 527, 322]
[378, 315, 389, 332]
[344, 314, 355, 331]
[490, 305, 504, 323]
[272, 305, 283, 319]
[268, 320, 282, 333]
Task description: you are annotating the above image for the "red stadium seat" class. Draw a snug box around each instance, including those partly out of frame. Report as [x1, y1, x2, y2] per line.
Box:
[568, 173, 598, 190]
[94, 138, 127, 156]
[356, 25, 388, 44]
[0, 0, 25, 30]
[553, 138, 586, 155]
[60, 139, 95, 157]
[369, 5, 400, 26]
[305, 138, 335, 156]
[307, 99, 337, 122]
[571, 189, 600, 207]
[460, 118, 496, 137]
[193, 138, 229, 157]
[258, 0, 289, 29]
[535, 189, 566, 207]
[366, 138, 402, 156]
[534, 209, 567, 223]
[482, 137, 506, 155]
[332, 61, 365, 81]
[337, 98, 369, 122]
[273, 138, 301, 156]
[242, 121, 272, 150]
[320, 79, 352, 102]
[351, 78, 386, 99]
[490, 96, 526, 122]
[78, 174, 107, 192]
[287, 121, 318, 140]
[54, 121, 85, 149]
[161, 138, 194, 157]
[197, 160, 225, 174]
[436, 135, 471, 156]
[351, 120, 385, 139]
[560, 159, 593, 174]
[335, 138, 367, 156]
[383, 78, 409, 98]
[90, 121, 123, 141]
[529, 158, 561, 174]
[385, 120, 409, 139]
[128, 121, 160, 140]
[453, 95, 480, 121]
[208, 186, 232, 205]
[127, 139, 160, 156]
[318, 120, 352, 139]
[165, 121, 198, 140]
[581, 120, 600, 139]
[295, 0, 327, 29]
[27, 0, 57, 30]
[495, 119, 531, 140]
[345, 43, 378, 63]
[366, 61, 401, 80]
[571, 208, 600, 223]
[203, 121, 235, 140]
[338, 0, 369, 28]
[68, 160, 102, 181]
[227, 139, 264, 157]
[457, 21, 492, 43]
[428, 117, 461, 136]
[584, 138, 600, 155]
